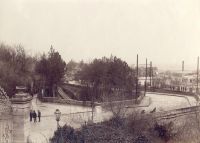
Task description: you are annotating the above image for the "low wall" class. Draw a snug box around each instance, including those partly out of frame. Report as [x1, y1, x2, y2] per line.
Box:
[148, 88, 195, 96]
[40, 91, 145, 107]
[39, 97, 101, 107]
[100, 92, 145, 108]
[101, 99, 136, 108]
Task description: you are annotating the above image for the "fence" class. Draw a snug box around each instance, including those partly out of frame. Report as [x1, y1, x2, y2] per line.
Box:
[153, 105, 200, 120]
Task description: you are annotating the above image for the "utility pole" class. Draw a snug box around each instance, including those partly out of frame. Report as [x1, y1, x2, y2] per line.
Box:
[151, 62, 153, 88]
[89, 84, 94, 123]
[150, 61, 152, 87]
[197, 57, 199, 94]
[91, 87, 94, 122]
[181, 60, 184, 92]
[145, 58, 147, 95]
[136, 54, 139, 97]
[182, 61, 184, 72]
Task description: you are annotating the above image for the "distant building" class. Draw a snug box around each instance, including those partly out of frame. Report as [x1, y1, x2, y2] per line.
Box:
[153, 70, 198, 93]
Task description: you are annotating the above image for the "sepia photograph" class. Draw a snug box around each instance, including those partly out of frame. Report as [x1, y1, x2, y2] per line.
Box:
[1, 0, 200, 143]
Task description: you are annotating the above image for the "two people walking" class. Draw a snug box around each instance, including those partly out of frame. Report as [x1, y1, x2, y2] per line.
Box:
[30, 110, 41, 122]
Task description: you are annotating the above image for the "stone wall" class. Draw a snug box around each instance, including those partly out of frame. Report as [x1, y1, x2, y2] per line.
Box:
[39, 97, 101, 106]
[101, 92, 145, 108]
[0, 114, 13, 143]
[40, 91, 145, 107]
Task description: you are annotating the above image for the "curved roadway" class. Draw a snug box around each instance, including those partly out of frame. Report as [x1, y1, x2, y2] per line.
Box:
[29, 92, 197, 142]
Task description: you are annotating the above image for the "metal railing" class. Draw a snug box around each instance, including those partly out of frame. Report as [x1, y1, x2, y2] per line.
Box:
[154, 105, 200, 120]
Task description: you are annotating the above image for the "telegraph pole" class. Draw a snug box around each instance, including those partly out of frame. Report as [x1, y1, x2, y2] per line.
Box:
[181, 60, 184, 92]
[151, 62, 153, 88]
[197, 57, 199, 93]
[145, 58, 147, 95]
[136, 54, 139, 97]
[150, 61, 152, 87]
[182, 61, 184, 72]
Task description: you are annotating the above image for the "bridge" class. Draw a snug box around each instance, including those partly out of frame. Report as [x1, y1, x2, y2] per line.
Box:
[58, 83, 83, 100]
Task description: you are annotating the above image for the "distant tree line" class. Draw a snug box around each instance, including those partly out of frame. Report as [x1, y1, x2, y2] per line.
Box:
[0, 43, 138, 100]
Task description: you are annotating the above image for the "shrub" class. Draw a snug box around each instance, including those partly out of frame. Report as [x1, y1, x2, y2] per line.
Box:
[50, 125, 86, 143]
[134, 135, 151, 143]
[154, 122, 175, 142]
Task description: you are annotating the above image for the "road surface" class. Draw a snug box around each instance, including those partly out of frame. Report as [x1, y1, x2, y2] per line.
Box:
[29, 93, 197, 142]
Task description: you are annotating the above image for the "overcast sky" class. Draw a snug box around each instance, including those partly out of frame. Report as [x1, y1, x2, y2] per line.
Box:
[1, 0, 200, 70]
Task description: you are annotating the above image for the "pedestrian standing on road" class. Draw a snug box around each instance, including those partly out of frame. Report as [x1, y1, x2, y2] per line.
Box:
[38, 110, 41, 122]
[33, 110, 37, 123]
[30, 110, 33, 122]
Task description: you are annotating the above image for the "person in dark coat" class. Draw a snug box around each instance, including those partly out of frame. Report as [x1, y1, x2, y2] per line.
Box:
[38, 110, 41, 122]
[33, 110, 37, 123]
[30, 110, 33, 122]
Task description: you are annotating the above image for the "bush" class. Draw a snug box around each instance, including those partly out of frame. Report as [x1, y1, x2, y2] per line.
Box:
[50, 115, 182, 143]
[154, 122, 175, 142]
[50, 125, 85, 143]
[134, 135, 151, 143]
[50, 116, 152, 143]
[106, 116, 125, 128]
